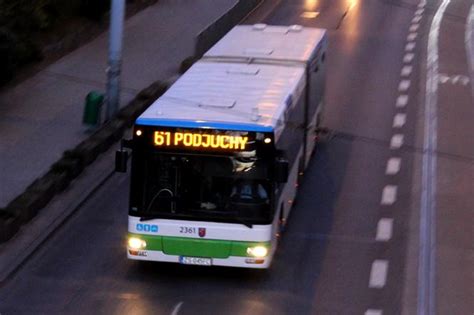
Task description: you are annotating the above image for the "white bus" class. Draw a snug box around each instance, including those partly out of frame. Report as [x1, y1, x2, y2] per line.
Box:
[116, 24, 327, 268]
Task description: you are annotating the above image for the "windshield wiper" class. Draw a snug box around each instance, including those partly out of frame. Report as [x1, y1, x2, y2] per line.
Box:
[139, 215, 162, 222]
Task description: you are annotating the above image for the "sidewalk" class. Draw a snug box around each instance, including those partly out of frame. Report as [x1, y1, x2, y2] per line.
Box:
[0, 0, 237, 208]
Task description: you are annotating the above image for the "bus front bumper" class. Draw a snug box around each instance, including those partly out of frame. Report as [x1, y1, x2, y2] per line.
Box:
[127, 248, 272, 269]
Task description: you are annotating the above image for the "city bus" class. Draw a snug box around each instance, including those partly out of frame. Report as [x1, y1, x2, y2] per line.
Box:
[116, 24, 327, 268]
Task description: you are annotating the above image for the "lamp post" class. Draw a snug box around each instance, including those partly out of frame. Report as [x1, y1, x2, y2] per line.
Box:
[106, 0, 125, 121]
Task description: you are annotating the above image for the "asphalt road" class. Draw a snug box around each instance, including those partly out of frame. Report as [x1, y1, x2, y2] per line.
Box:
[0, 0, 472, 314]
[427, 1, 474, 313]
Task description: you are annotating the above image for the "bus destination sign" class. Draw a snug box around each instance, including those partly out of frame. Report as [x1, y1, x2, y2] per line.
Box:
[153, 131, 249, 151]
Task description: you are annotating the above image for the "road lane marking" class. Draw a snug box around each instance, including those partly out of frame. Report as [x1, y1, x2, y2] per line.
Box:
[466, 6, 474, 95]
[412, 15, 422, 23]
[396, 95, 409, 107]
[381, 185, 398, 205]
[301, 11, 320, 18]
[438, 73, 470, 85]
[376, 218, 394, 241]
[401, 65, 413, 77]
[415, 8, 425, 16]
[390, 134, 404, 149]
[401, 65, 413, 76]
[365, 310, 383, 315]
[393, 113, 407, 128]
[419, 1, 450, 314]
[404, 53, 415, 63]
[407, 32, 418, 41]
[405, 42, 416, 52]
[171, 302, 184, 315]
[369, 260, 389, 288]
[410, 24, 420, 32]
[386, 157, 401, 175]
[399, 80, 411, 92]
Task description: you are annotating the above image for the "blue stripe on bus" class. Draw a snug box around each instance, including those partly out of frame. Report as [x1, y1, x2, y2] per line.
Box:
[135, 118, 274, 132]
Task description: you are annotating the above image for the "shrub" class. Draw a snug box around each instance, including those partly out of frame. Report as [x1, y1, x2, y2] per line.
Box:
[0, 0, 58, 31]
[80, 0, 110, 21]
[0, 27, 18, 84]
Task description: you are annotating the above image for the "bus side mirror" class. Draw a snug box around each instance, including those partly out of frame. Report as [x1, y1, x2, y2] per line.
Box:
[275, 157, 289, 183]
[115, 149, 128, 173]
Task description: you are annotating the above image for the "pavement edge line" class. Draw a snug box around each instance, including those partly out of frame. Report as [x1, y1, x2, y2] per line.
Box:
[418, 0, 450, 314]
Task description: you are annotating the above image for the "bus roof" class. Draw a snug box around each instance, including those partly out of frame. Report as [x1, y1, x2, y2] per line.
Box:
[136, 61, 305, 132]
[204, 24, 326, 64]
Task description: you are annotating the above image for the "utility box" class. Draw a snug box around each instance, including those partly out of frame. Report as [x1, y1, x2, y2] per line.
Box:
[83, 91, 104, 126]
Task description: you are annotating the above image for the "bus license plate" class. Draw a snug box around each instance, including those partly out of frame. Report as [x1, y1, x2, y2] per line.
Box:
[180, 256, 212, 266]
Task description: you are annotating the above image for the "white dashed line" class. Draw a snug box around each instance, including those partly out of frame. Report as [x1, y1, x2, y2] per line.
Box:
[381, 185, 398, 205]
[405, 42, 416, 52]
[369, 260, 389, 288]
[403, 53, 415, 63]
[401, 65, 413, 76]
[368, 1, 424, 311]
[376, 218, 394, 241]
[171, 302, 184, 315]
[398, 80, 411, 92]
[386, 157, 401, 175]
[410, 24, 420, 32]
[393, 113, 407, 128]
[301, 11, 320, 18]
[412, 15, 422, 23]
[396, 95, 409, 108]
[407, 32, 418, 41]
[390, 134, 404, 149]
[415, 8, 425, 15]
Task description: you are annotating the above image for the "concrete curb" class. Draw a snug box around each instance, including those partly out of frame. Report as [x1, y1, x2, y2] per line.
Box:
[0, 210, 20, 243]
[50, 156, 84, 180]
[179, 56, 200, 74]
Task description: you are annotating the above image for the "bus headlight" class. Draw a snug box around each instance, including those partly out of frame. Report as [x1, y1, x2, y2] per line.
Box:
[247, 245, 268, 258]
[128, 237, 146, 249]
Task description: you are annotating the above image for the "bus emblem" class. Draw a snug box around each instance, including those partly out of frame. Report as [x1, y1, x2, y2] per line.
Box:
[198, 228, 206, 237]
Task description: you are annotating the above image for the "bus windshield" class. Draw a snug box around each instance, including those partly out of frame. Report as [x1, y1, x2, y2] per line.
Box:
[131, 152, 273, 225]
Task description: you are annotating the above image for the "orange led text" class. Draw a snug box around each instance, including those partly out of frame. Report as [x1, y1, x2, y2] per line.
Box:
[154, 132, 248, 150]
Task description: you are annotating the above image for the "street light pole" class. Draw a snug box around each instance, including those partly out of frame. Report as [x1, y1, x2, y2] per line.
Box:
[106, 0, 125, 121]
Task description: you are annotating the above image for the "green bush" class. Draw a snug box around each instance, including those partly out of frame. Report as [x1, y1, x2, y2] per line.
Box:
[0, 0, 58, 31]
[80, 0, 110, 21]
[0, 26, 43, 84]
[0, 28, 17, 84]
[0, 0, 152, 85]
[0, 0, 54, 84]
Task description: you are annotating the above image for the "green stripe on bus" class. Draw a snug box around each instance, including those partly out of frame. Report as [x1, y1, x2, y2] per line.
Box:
[128, 234, 270, 258]
[163, 237, 231, 258]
